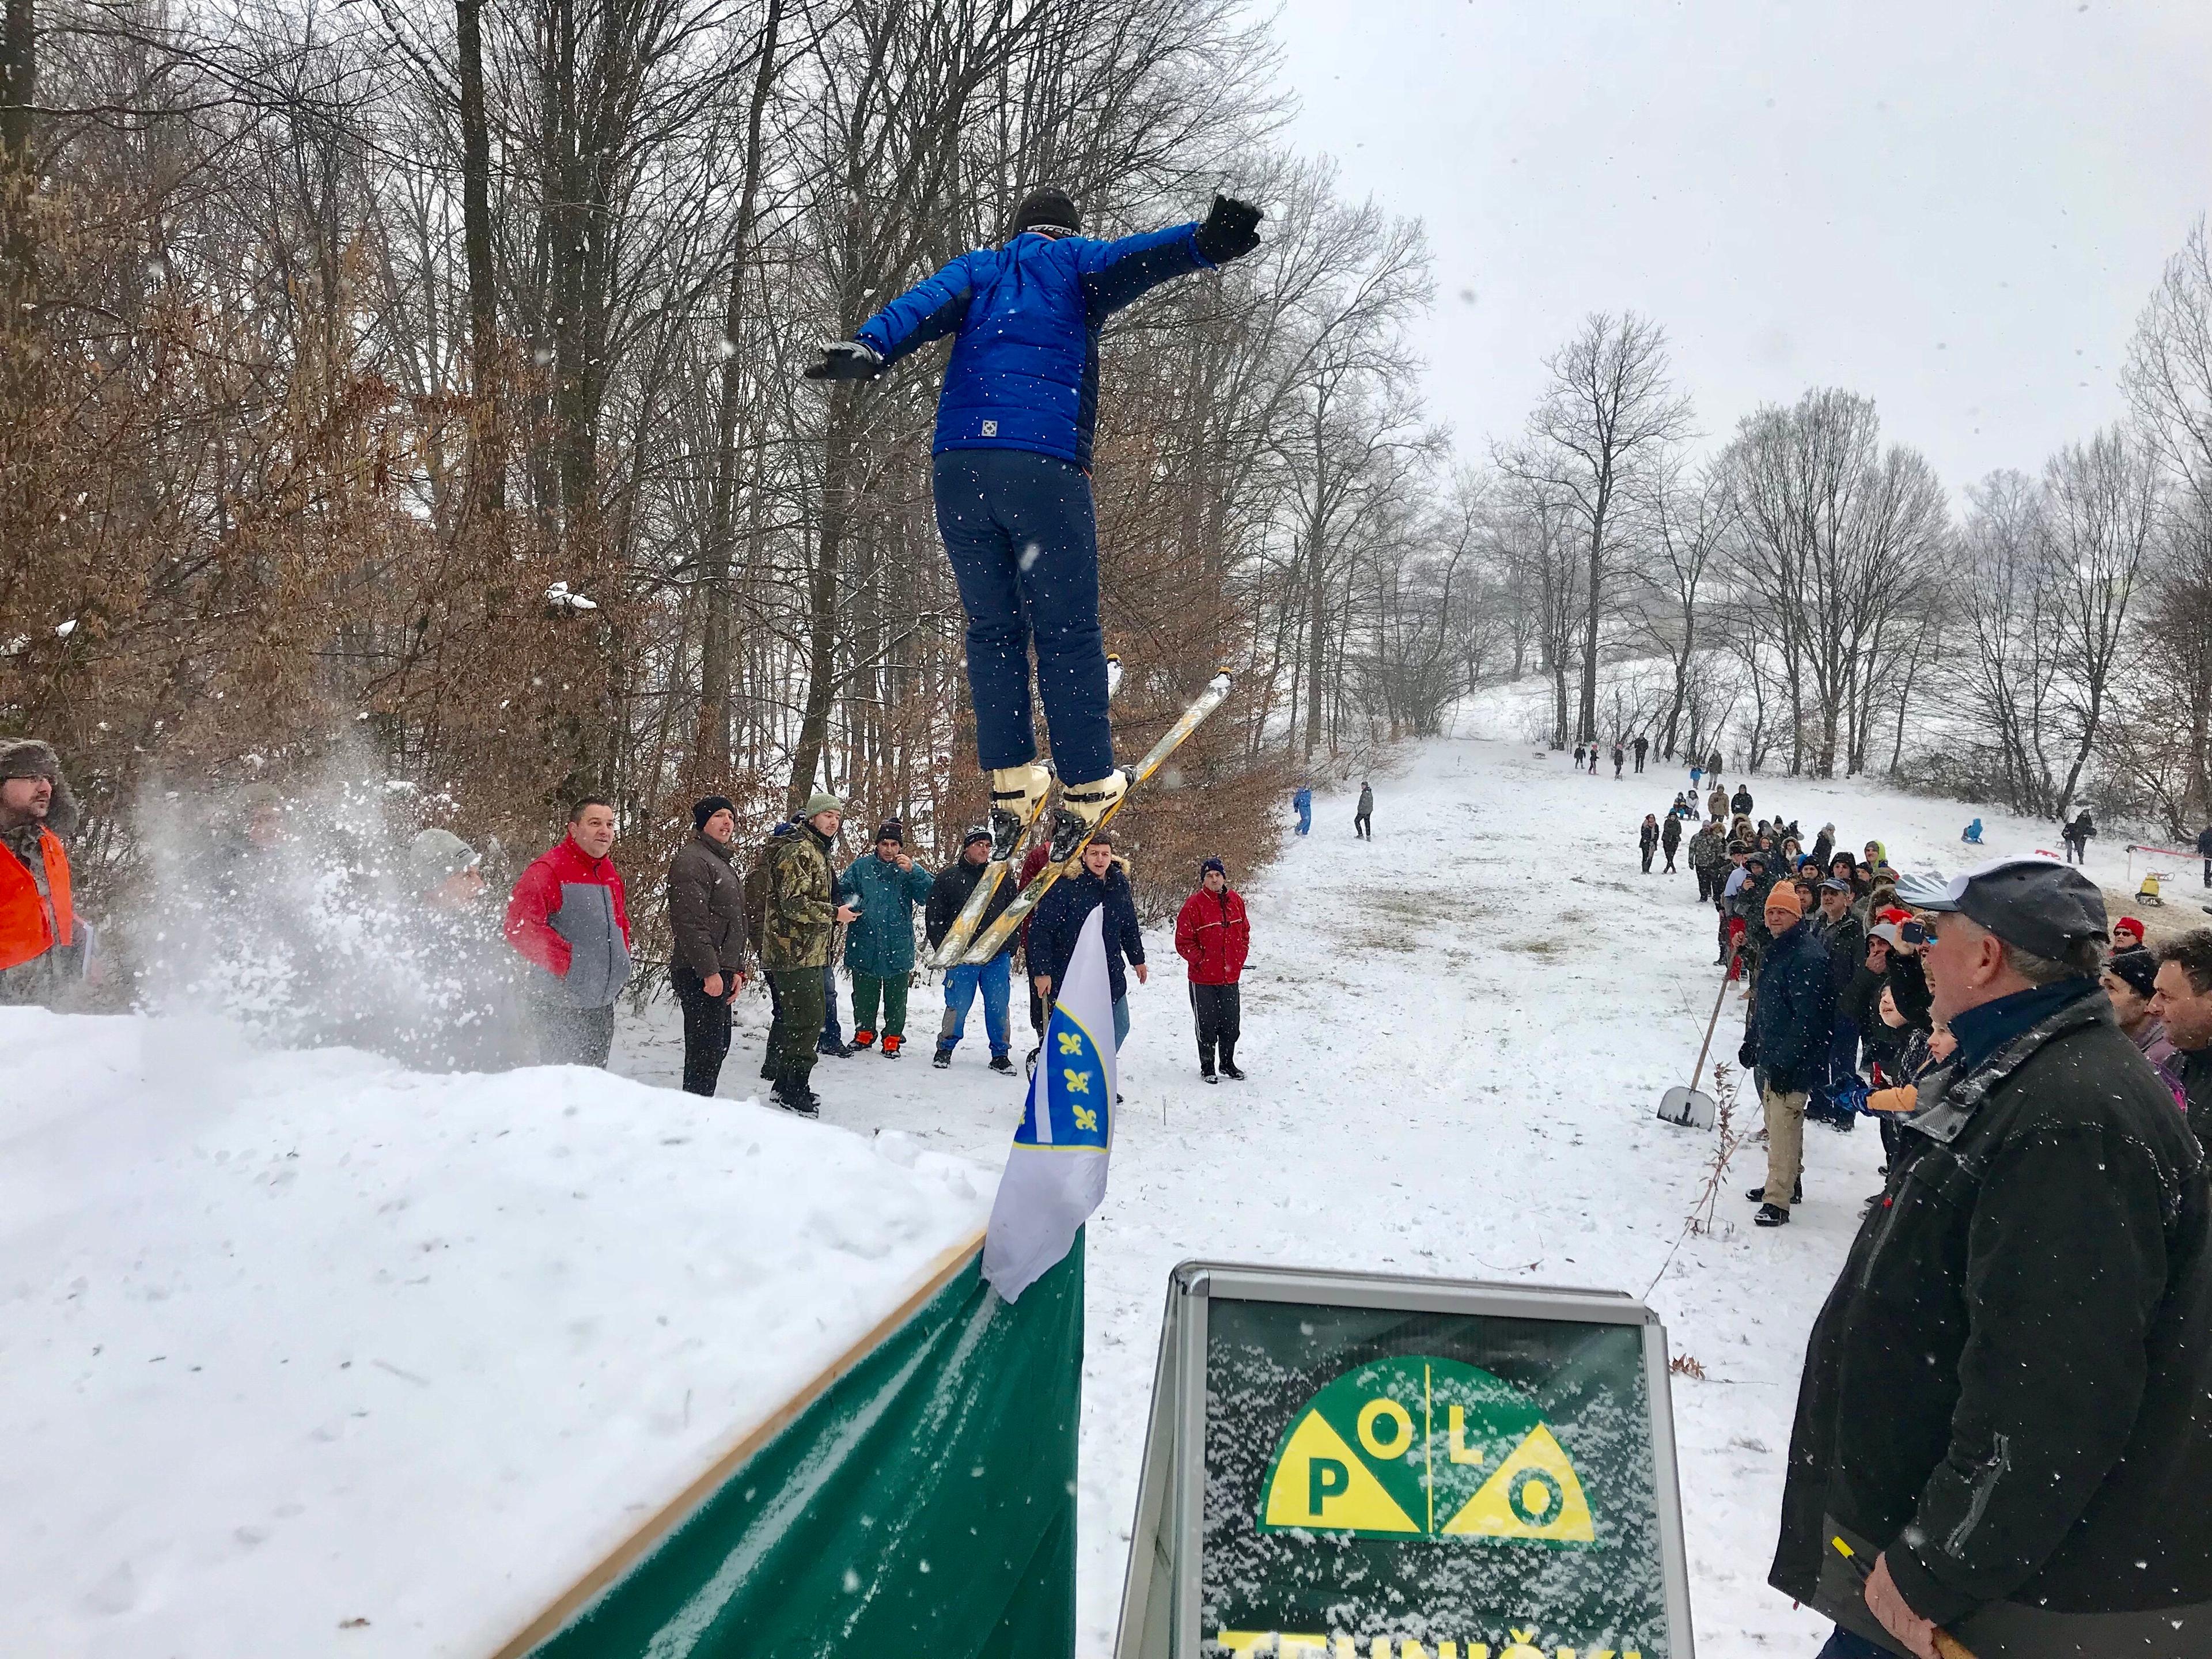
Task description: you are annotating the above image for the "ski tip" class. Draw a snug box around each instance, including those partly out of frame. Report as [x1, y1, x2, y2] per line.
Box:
[1209, 668, 1233, 691]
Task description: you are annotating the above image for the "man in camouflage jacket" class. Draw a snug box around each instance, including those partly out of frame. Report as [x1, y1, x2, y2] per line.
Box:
[757, 793, 858, 1113]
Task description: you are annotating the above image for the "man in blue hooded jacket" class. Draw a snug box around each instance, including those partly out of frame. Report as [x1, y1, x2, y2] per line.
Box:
[804, 187, 1263, 857]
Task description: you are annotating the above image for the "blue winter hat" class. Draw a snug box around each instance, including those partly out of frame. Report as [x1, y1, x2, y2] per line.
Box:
[1199, 856, 1226, 878]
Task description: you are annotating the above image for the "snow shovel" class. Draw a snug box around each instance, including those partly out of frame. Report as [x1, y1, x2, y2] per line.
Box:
[1657, 949, 1735, 1130]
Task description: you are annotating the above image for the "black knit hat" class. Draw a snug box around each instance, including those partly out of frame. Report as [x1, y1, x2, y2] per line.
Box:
[691, 794, 736, 831]
[961, 825, 992, 850]
[875, 819, 904, 846]
[2107, 946, 2160, 998]
[1012, 186, 1081, 238]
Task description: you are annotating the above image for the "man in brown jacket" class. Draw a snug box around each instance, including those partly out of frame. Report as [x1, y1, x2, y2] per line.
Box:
[666, 796, 750, 1096]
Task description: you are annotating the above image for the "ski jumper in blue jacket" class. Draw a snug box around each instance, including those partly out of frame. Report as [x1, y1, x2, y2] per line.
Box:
[815, 189, 1261, 838]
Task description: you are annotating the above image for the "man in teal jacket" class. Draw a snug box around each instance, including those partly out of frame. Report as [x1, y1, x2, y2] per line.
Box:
[835, 820, 934, 1056]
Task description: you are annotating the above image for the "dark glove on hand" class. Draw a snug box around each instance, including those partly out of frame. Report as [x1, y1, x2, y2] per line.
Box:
[802, 340, 882, 381]
[1194, 193, 1263, 263]
[1738, 1035, 1758, 1070]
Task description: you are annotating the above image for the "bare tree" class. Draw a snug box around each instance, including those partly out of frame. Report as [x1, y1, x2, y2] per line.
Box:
[1503, 310, 1691, 745]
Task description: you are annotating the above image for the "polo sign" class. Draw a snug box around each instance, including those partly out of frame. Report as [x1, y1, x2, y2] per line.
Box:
[1258, 1357, 1594, 1543]
[1114, 1265, 1695, 1659]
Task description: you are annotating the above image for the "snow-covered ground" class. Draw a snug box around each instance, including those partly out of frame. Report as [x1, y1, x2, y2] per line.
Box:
[610, 733, 2166, 1657]
[1, 1013, 988, 1657]
[10, 729, 2192, 1658]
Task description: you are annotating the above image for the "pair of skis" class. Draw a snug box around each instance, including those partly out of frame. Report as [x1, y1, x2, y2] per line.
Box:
[925, 666, 1234, 970]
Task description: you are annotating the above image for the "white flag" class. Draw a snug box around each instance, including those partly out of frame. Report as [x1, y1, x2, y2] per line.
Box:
[982, 904, 1116, 1301]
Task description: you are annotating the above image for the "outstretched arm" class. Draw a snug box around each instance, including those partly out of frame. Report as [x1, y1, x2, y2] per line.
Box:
[853, 255, 977, 366]
[1080, 196, 1263, 318]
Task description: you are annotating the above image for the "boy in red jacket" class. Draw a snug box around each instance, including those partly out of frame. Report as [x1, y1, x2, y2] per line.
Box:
[504, 797, 632, 1067]
[1174, 856, 1250, 1082]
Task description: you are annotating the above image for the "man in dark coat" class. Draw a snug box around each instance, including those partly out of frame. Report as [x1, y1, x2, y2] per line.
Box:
[1659, 810, 1683, 873]
[2198, 822, 2212, 889]
[2151, 928, 2212, 1150]
[927, 827, 1017, 1074]
[1028, 831, 1146, 1052]
[666, 796, 750, 1096]
[1354, 781, 1374, 839]
[1633, 732, 1649, 772]
[1737, 881, 1831, 1225]
[1732, 783, 1755, 817]
[1639, 813, 1660, 874]
[1809, 878, 1866, 1122]
[1774, 858, 2212, 1659]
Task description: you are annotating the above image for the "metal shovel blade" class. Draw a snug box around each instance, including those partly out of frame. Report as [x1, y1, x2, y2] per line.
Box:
[1657, 1086, 1718, 1130]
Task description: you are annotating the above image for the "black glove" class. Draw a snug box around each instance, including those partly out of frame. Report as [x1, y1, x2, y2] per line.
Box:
[802, 340, 883, 381]
[1194, 194, 1262, 263]
[1738, 1035, 1757, 1070]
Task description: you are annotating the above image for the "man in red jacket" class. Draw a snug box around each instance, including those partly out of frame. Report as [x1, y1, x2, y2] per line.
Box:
[504, 797, 632, 1067]
[1175, 856, 1249, 1082]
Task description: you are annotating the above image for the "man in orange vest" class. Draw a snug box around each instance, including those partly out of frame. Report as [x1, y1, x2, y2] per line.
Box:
[0, 738, 83, 1006]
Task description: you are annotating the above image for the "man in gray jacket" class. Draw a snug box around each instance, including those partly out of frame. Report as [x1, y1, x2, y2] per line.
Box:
[666, 796, 750, 1096]
[503, 798, 632, 1067]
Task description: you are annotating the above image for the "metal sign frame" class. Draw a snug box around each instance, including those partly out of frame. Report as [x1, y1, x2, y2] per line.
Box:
[1113, 1261, 1697, 1659]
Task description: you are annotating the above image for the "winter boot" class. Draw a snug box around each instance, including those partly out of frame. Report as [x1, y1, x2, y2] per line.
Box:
[933, 1043, 953, 1069]
[1050, 770, 1129, 859]
[1745, 1179, 1803, 1205]
[881, 1033, 904, 1058]
[1753, 1202, 1791, 1227]
[988, 1052, 1017, 1076]
[989, 762, 1053, 846]
[1200, 1041, 1218, 1084]
[1219, 1044, 1245, 1081]
[852, 1028, 876, 1051]
[1024, 1046, 1039, 1079]
[818, 1036, 853, 1059]
[771, 1076, 821, 1118]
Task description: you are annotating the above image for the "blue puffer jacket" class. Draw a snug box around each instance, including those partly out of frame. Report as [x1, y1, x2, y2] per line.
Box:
[851, 225, 1213, 471]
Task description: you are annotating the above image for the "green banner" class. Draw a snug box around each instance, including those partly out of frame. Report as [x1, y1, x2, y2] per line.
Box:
[1203, 1298, 1668, 1659]
[525, 1238, 1083, 1659]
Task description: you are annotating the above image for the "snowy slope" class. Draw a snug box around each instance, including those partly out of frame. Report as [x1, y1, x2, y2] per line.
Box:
[0, 1012, 989, 1658]
[611, 734, 2097, 1657]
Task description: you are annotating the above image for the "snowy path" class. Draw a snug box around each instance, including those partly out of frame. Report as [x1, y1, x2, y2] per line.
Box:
[615, 734, 1933, 1657]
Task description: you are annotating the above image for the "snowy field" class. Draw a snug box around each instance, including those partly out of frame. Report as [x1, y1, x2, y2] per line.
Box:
[609, 731, 2178, 1657]
[9, 727, 2198, 1658]
[0, 1013, 988, 1657]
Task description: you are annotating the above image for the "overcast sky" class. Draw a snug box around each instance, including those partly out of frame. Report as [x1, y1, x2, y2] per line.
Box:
[1265, 0, 2212, 494]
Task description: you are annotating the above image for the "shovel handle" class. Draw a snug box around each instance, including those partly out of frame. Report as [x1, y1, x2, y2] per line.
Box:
[1687, 948, 1738, 1088]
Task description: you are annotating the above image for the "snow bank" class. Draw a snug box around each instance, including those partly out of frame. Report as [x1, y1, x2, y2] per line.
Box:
[0, 1010, 991, 1658]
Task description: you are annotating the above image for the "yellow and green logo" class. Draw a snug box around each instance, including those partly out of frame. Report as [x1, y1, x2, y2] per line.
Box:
[1257, 1356, 1594, 1544]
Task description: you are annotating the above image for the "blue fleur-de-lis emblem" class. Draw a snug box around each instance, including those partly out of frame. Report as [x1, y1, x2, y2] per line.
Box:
[1014, 1007, 1111, 1151]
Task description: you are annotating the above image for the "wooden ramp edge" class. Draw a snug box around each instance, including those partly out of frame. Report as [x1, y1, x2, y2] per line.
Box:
[487, 1228, 989, 1659]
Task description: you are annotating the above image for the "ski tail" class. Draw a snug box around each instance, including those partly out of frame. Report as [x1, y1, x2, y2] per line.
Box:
[961, 670, 1232, 966]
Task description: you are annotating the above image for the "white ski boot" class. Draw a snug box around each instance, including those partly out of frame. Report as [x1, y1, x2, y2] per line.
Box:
[1050, 770, 1128, 860]
[988, 762, 1052, 858]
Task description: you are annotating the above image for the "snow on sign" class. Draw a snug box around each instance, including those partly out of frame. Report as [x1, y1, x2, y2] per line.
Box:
[1115, 1265, 1694, 1659]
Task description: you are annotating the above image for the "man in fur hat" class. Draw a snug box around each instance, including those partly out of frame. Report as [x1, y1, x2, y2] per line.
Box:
[0, 739, 85, 1006]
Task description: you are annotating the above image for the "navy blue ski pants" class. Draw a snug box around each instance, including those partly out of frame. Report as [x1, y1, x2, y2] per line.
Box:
[933, 448, 1114, 785]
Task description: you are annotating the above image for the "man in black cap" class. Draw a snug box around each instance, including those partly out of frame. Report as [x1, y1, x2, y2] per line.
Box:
[802, 186, 1263, 870]
[1771, 855, 2212, 1659]
[926, 826, 1018, 1074]
[665, 796, 749, 1096]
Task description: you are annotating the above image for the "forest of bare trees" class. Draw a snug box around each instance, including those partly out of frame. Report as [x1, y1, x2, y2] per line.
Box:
[5, 0, 2212, 989]
[0, 0, 1486, 968]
